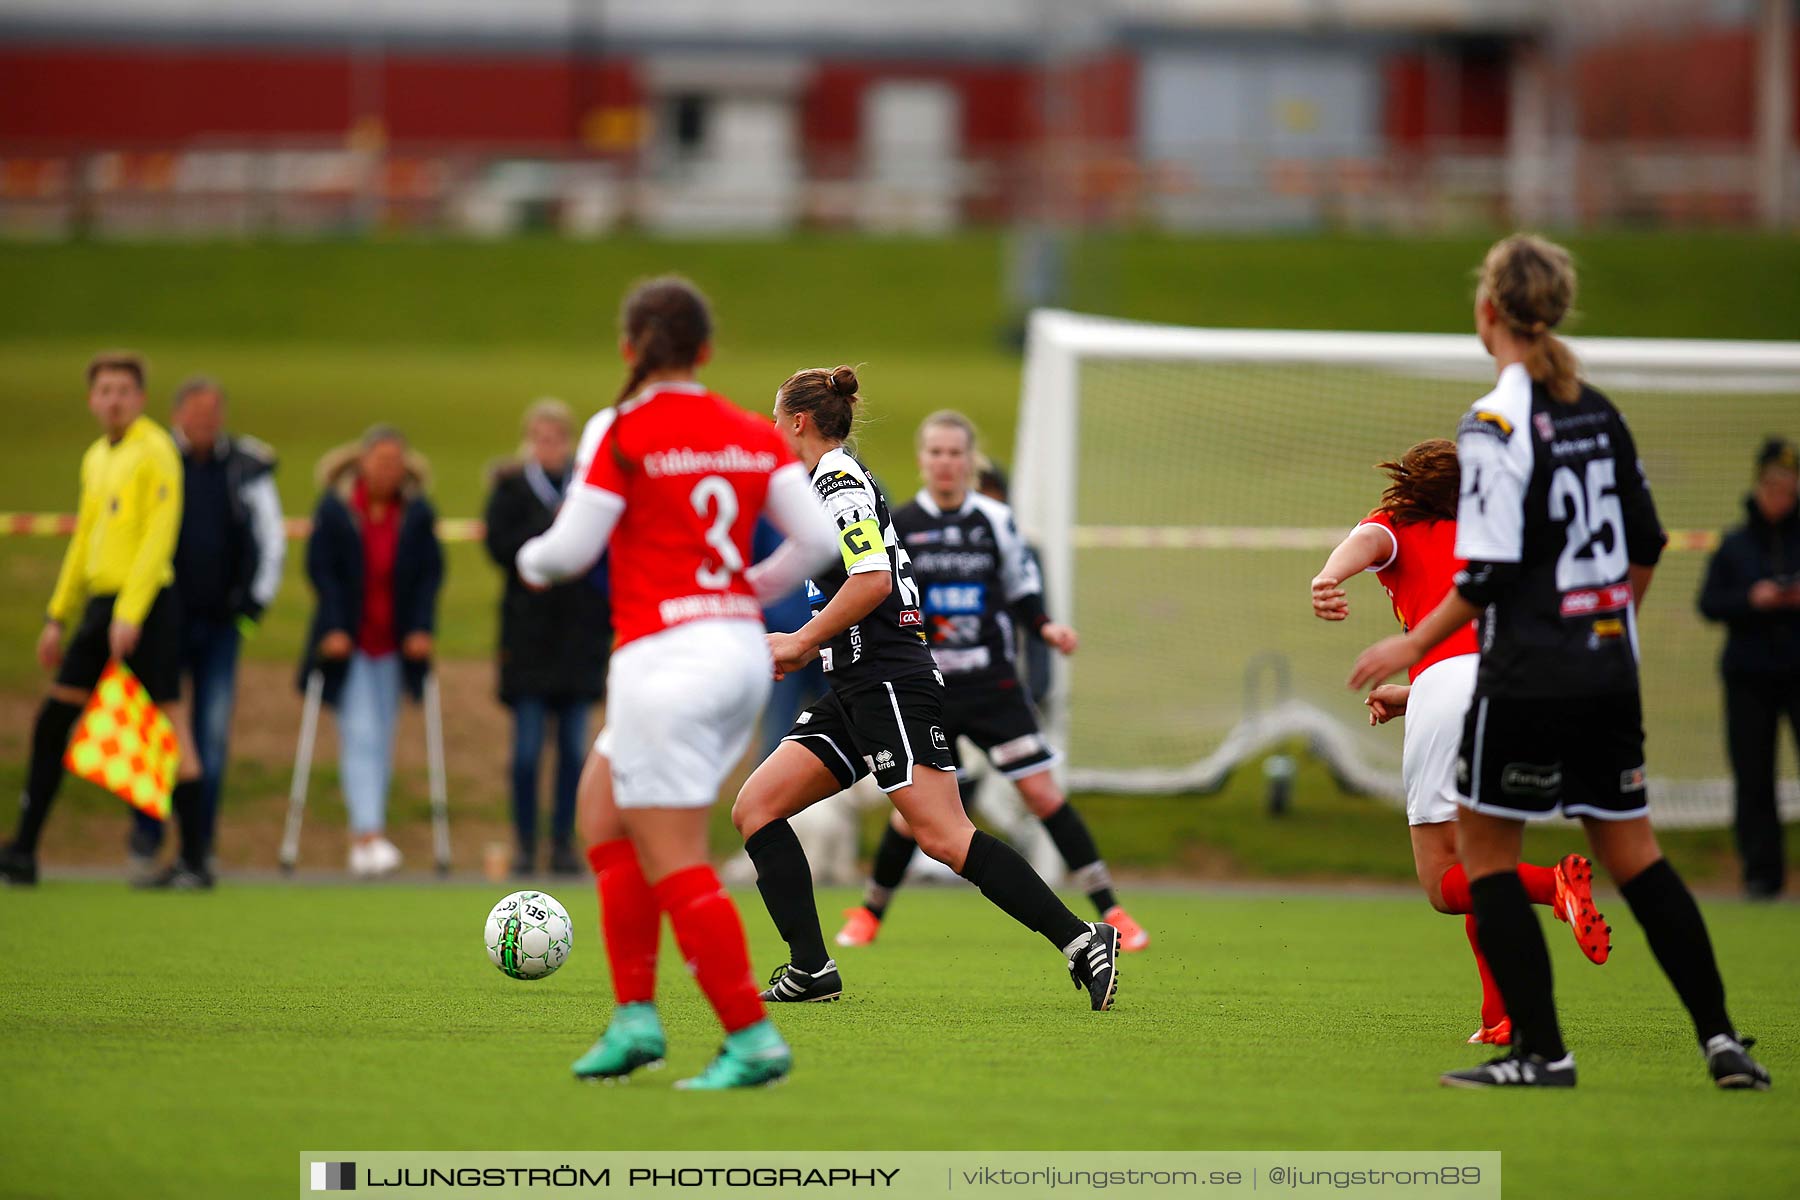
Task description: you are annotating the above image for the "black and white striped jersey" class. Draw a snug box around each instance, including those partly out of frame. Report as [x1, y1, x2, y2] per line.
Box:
[1453, 363, 1666, 699]
[893, 489, 1047, 686]
[803, 447, 935, 693]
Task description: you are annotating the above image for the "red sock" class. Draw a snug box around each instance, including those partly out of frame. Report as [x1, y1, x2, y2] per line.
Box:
[587, 840, 659, 1006]
[1440, 862, 1557, 912]
[1516, 862, 1558, 906]
[1439, 864, 1473, 913]
[653, 864, 766, 1035]
[1465, 913, 1508, 1028]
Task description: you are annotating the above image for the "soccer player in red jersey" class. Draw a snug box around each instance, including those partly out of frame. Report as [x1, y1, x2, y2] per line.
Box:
[1312, 439, 1609, 1046]
[516, 277, 838, 1089]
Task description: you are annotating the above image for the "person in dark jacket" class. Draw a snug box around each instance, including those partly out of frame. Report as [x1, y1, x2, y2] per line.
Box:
[299, 425, 444, 878]
[130, 376, 286, 888]
[482, 400, 610, 876]
[1699, 436, 1800, 899]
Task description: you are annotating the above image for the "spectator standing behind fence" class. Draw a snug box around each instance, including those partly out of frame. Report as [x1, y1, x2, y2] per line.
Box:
[129, 376, 285, 888]
[2, 353, 201, 887]
[298, 426, 443, 879]
[483, 400, 611, 876]
[1699, 437, 1800, 900]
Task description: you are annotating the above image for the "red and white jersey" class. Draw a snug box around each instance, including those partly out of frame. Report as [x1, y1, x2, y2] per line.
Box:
[576, 382, 796, 649]
[1355, 509, 1480, 682]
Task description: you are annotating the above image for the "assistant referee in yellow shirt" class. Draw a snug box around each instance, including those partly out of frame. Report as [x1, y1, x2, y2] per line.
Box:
[2, 353, 198, 886]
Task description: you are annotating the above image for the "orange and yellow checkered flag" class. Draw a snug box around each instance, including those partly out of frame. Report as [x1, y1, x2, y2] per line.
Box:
[63, 662, 179, 820]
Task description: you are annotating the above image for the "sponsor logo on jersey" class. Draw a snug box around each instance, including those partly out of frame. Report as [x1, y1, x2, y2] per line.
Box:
[943, 525, 964, 546]
[1501, 763, 1562, 797]
[819, 647, 834, 672]
[657, 593, 763, 626]
[816, 470, 866, 498]
[874, 750, 895, 770]
[1534, 412, 1556, 442]
[1460, 410, 1514, 441]
[906, 528, 946, 546]
[1560, 583, 1632, 617]
[911, 550, 995, 576]
[930, 726, 948, 750]
[795, 711, 812, 725]
[804, 579, 825, 607]
[897, 608, 924, 628]
[642, 445, 778, 478]
[1620, 766, 1647, 794]
[1591, 618, 1625, 640]
[925, 583, 986, 614]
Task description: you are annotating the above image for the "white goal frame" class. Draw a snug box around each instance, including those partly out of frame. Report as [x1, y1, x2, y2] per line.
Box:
[1013, 309, 1800, 826]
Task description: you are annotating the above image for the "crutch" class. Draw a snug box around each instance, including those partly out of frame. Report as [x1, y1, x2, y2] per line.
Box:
[423, 670, 451, 876]
[279, 669, 326, 873]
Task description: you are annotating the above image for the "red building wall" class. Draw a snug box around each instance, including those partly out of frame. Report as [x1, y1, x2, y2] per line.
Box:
[0, 43, 641, 148]
[1574, 27, 1800, 142]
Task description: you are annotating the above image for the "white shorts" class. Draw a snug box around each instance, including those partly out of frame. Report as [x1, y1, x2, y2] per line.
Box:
[595, 619, 772, 809]
[1400, 653, 1477, 826]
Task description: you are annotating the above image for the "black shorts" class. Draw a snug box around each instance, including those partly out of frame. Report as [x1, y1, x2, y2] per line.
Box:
[784, 672, 957, 794]
[1455, 690, 1649, 822]
[56, 589, 182, 704]
[942, 676, 1058, 780]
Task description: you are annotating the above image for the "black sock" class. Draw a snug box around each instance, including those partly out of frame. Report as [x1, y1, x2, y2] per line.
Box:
[171, 781, 206, 872]
[1470, 870, 1566, 1060]
[956, 829, 1090, 952]
[1620, 858, 1734, 1046]
[1040, 803, 1116, 914]
[12, 699, 82, 855]
[864, 824, 916, 919]
[744, 820, 831, 973]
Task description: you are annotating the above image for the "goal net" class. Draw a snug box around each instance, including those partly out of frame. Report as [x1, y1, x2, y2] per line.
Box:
[1013, 311, 1800, 828]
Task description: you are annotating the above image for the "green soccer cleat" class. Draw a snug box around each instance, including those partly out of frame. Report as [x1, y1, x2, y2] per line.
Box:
[674, 1020, 793, 1091]
[572, 1003, 667, 1082]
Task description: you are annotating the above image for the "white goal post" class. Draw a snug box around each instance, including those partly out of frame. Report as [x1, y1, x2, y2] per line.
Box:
[1013, 309, 1800, 828]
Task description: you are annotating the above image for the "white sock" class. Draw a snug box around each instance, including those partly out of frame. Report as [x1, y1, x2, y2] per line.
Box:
[1060, 927, 1095, 958]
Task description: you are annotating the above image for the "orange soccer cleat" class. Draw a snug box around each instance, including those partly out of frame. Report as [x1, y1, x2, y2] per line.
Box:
[1102, 906, 1151, 953]
[1468, 1017, 1512, 1047]
[834, 906, 881, 948]
[1552, 853, 1612, 965]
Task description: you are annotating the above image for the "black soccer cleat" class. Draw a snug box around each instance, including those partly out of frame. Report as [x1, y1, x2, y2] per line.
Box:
[1705, 1034, 1771, 1091]
[1441, 1049, 1577, 1089]
[1068, 922, 1120, 1012]
[0, 843, 37, 887]
[132, 862, 215, 891]
[760, 960, 843, 1003]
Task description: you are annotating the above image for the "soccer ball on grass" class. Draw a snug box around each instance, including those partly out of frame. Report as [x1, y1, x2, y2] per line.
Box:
[484, 890, 573, 980]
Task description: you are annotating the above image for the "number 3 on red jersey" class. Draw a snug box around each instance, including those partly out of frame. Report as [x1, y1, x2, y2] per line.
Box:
[690, 475, 745, 590]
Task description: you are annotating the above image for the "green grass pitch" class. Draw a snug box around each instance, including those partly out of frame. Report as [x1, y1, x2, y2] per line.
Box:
[0, 882, 1794, 1199]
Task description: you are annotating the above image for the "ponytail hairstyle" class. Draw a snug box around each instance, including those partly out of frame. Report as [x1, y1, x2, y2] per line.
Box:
[1376, 438, 1459, 525]
[1478, 233, 1581, 404]
[615, 276, 713, 407]
[777, 364, 863, 443]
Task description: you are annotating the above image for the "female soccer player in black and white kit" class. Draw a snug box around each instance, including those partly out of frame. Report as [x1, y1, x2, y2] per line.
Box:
[732, 367, 1122, 1012]
[1351, 234, 1770, 1091]
[834, 411, 1149, 952]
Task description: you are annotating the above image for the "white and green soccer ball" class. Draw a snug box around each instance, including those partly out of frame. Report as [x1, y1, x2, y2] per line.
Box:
[484, 890, 573, 980]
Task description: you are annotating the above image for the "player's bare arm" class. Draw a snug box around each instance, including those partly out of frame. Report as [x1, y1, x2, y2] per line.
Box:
[770, 570, 891, 674]
[1311, 524, 1392, 621]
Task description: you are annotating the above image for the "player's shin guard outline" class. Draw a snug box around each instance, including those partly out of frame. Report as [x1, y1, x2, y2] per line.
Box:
[588, 839, 659, 1006]
[655, 864, 766, 1034]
